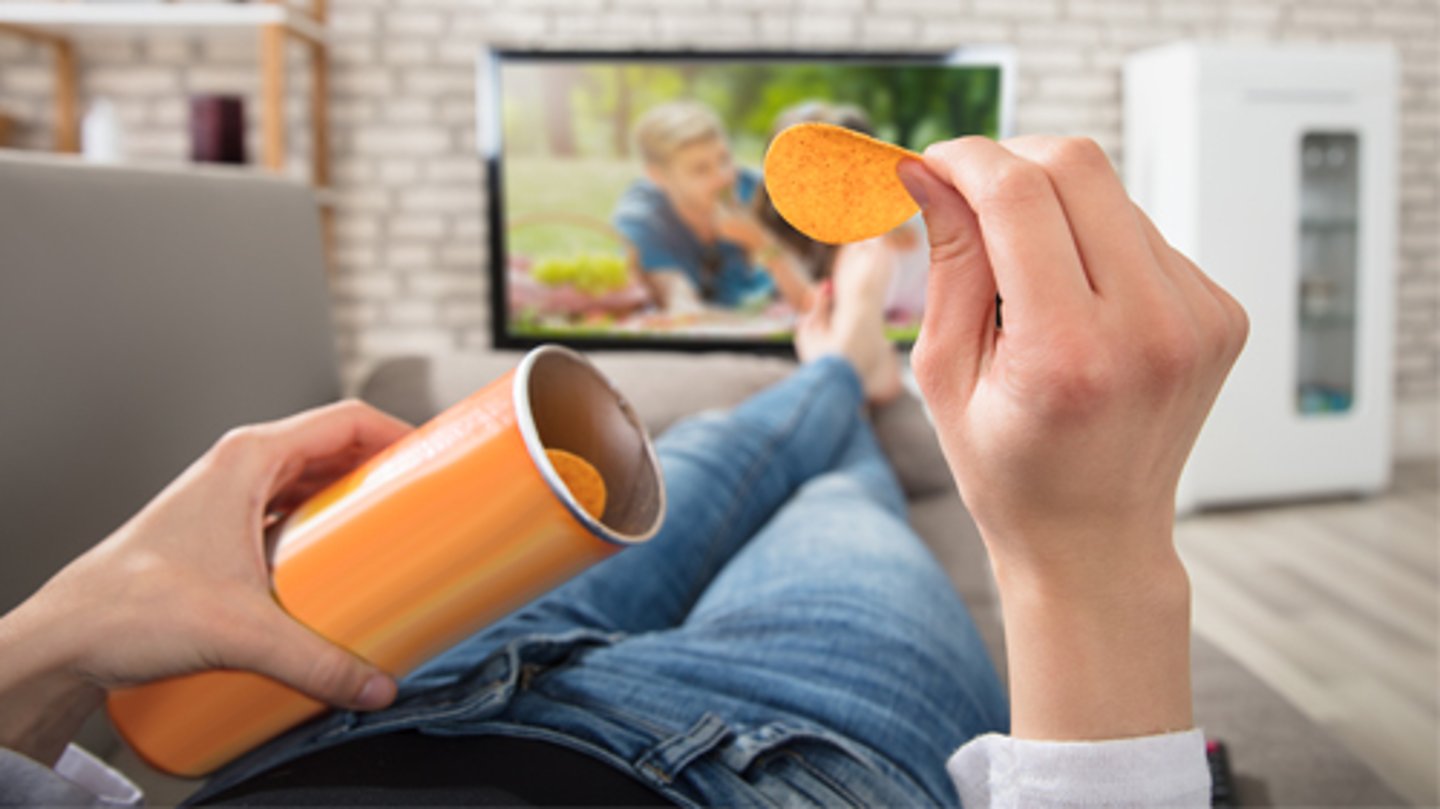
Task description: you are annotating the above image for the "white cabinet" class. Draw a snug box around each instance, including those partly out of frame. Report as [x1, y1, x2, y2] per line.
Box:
[1124, 42, 1398, 511]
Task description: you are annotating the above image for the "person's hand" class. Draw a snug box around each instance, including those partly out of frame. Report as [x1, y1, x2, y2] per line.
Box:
[714, 202, 817, 313]
[0, 400, 412, 765]
[897, 136, 1247, 741]
[714, 199, 771, 253]
[899, 135, 1247, 588]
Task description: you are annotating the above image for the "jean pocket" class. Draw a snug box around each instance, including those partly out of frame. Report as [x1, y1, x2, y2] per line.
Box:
[712, 721, 920, 808]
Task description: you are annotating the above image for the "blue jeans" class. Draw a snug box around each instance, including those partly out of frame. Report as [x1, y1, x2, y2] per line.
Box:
[186, 356, 1009, 807]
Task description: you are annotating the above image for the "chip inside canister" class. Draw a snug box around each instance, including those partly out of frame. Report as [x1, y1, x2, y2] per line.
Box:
[545, 448, 608, 520]
[762, 122, 922, 245]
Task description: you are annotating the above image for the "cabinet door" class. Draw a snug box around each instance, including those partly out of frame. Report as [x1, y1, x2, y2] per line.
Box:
[1180, 56, 1395, 507]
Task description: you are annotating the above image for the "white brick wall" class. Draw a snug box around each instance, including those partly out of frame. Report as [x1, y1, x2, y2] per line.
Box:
[1, 0, 1436, 458]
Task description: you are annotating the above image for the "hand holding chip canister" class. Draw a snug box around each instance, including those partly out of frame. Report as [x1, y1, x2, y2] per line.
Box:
[765, 125, 1249, 740]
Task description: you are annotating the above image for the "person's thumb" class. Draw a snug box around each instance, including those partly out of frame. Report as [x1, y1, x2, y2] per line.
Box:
[896, 158, 999, 399]
[230, 600, 397, 711]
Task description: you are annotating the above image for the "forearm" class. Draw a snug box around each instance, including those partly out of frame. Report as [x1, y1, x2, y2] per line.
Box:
[988, 535, 1194, 742]
[0, 593, 105, 766]
[759, 249, 814, 311]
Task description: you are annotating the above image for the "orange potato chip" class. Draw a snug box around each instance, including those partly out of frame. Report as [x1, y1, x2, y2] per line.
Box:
[762, 122, 922, 245]
[546, 448, 608, 520]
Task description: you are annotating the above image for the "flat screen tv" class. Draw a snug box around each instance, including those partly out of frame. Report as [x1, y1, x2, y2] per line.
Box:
[480, 48, 1014, 352]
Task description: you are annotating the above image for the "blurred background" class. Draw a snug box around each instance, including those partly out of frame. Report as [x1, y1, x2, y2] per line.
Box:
[0, 0, 1431, 437]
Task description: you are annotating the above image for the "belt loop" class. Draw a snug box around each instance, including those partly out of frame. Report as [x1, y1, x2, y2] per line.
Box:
[635, 713, 734, 784]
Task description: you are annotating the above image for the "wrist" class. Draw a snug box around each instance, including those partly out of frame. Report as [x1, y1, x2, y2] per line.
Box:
[987, 527, 1184, 604]
[976, 502, 1179, 597]
[991, 538, 1194, 742]
[0, 588, 106, 766]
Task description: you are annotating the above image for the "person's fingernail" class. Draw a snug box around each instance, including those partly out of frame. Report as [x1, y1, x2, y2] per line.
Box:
[896, 159, 930, 209]
[355, 673, 392, 709]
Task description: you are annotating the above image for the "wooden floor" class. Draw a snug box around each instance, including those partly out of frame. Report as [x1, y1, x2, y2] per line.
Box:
[1176, 460, 1439, 807]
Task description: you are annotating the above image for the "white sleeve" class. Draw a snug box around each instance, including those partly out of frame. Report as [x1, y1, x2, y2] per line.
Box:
[55, 744, 145, 806]
[948, 728, 1211, 808]
[0, 743, 144, 807]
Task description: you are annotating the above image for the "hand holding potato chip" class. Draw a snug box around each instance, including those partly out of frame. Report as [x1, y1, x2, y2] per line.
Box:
[767, 128, 1249, 745]
[899, 136, 1248, 743]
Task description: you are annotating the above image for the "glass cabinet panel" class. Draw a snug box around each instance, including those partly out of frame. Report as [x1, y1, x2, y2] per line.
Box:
[1297, 132, 1359, 415]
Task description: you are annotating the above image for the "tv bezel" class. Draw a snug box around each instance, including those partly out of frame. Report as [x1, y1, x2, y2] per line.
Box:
[477, 47, 1017, 353]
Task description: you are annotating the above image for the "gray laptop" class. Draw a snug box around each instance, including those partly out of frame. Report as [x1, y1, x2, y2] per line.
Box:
[0, 153, 341, 613]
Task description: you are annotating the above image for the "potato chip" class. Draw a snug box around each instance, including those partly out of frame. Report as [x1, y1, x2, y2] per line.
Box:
[763, 122, 922, 245]
[546, 448, 608, 520]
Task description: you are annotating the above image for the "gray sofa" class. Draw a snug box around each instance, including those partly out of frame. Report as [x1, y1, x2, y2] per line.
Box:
[1, 154, 1403, 805]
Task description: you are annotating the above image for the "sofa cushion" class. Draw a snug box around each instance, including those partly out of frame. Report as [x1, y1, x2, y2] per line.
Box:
[359, 351, 958, 499]
[359, 351, 789, 435]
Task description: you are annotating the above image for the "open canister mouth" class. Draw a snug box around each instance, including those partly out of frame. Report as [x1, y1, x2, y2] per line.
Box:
[514, 344, 666, 545]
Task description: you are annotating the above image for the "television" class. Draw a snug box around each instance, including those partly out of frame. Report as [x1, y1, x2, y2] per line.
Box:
[479, 48, 1015, 352]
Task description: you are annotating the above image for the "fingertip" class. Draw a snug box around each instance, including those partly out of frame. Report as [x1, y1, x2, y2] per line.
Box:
[896, 158, 933, 209]
[354, 672, 397, 711]
[896, 156, 973, 230]
[238, 605, 399, 712]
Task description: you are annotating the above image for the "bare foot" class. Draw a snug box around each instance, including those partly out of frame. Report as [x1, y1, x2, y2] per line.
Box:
[794, 239, 903, 405]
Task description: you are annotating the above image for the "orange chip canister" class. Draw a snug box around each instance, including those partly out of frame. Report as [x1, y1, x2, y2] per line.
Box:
[106, 345, 667, 778]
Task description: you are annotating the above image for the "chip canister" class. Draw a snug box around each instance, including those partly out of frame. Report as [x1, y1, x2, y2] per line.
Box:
[107, 344, 666, 777]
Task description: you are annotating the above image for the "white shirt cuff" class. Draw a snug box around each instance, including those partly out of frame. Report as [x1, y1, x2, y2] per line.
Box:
[55, 743, 144, 806]
[948, 728, 1211, 808]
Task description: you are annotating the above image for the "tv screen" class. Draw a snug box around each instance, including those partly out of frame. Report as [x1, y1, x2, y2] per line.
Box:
[480, 49, 1014, 352]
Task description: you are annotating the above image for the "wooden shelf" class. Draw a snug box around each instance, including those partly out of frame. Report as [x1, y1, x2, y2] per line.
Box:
[0, 3, 325, 44]
[0, 1, 334, 263]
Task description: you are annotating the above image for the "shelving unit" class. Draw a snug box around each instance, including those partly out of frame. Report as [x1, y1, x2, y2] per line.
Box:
[0, 1, 330, 210]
